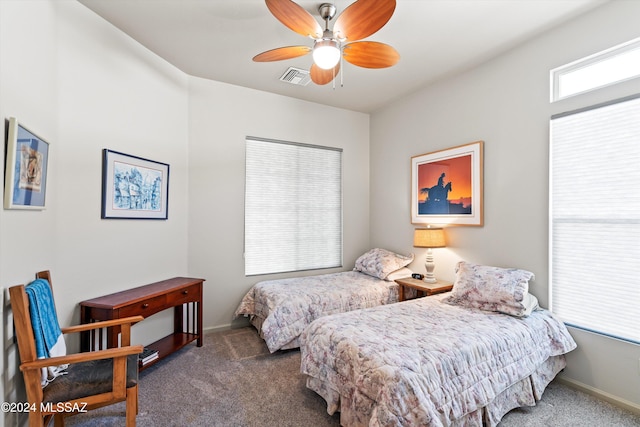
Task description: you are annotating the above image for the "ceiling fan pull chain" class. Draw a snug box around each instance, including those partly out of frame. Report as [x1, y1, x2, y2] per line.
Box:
[332, 66, 336, 90]
[340, 53, 344, 87]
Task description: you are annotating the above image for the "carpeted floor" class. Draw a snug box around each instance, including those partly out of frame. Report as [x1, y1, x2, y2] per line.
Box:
[67, 327, 640, 427]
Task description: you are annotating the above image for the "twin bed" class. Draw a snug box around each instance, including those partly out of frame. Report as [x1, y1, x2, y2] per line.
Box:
[235, 248, 415, 352]
[300, 294, 575, 426]
[235, 270, 400, 352]
[235, 252, 577, 426]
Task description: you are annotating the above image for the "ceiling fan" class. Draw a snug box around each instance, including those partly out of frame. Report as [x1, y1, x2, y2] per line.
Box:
[253, 0, 400, 85]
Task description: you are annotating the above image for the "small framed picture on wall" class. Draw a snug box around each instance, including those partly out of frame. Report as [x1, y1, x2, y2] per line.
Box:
[4, 117, 50, 210]
[101, 149, 169, 220]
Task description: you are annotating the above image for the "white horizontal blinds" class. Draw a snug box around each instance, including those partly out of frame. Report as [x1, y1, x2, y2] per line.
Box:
[244, 137, 342, 276]
[550, 95, 640, 344]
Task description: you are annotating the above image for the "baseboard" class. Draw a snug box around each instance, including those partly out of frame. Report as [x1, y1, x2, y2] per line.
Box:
[203, 320, 251, 334]
[557, 376, 640, 416]
[203, 324, 232, 334]
[203, 316, 252, 335]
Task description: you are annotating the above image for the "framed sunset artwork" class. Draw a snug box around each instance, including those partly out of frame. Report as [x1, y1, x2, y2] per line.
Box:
[411, 141, 483, 226]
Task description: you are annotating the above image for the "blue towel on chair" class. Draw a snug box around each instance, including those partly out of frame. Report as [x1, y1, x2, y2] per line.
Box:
[25, 278, 68, 386]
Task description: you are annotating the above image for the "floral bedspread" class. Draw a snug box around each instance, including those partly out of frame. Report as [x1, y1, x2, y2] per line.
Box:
[234, 271, 398, 352]
[299, 297, 577, 427]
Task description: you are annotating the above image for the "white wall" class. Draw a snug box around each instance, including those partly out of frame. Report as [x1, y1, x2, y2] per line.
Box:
[186, 76, 371, 330]
[0, 4, 58, 424]
[0, 1, 189, 424]
[0, 0, 190, 321]
[370, 0, 640, 410]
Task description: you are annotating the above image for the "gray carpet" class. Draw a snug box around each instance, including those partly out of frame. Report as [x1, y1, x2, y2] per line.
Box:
[67, 327, 640, 426]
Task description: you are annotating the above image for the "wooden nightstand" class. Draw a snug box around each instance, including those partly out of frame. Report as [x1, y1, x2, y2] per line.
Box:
[394, 277, 453, 302]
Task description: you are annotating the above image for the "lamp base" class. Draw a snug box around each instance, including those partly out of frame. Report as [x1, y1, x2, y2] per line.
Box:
[424, 248, 438, 283]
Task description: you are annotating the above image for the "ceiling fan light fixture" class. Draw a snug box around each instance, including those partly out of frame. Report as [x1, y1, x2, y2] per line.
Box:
[313, 39, 340, 70]
[255, 0, 398, 85]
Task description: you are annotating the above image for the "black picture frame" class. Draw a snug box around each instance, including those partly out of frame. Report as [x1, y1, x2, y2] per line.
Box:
[101, 149, 169, 219]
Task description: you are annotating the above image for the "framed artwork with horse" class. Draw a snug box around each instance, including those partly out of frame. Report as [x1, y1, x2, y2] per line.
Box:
[411, 141, 483, 226]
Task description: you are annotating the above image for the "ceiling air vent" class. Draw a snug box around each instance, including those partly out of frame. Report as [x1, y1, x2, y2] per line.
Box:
[279, 67, 311, 86]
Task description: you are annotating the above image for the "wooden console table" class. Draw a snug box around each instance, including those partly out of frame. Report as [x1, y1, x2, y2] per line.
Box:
[79, 277, 204, 370]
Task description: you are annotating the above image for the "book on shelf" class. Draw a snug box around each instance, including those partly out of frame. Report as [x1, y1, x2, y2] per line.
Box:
[140, 353, 158, 365]
[139, 347, 159, 365]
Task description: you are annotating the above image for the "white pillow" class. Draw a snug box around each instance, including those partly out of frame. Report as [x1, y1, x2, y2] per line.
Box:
[521, 293, 540, 317]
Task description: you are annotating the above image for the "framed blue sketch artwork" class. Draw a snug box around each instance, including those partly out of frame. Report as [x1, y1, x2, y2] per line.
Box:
[101, 149, 169, 219]
[4, 117, 50, 210]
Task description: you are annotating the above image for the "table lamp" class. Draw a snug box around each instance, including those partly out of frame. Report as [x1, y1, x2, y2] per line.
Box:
[413, 227, 446, 283]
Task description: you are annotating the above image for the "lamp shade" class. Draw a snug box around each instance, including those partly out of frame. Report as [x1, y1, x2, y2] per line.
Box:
[313, 39, 341, 69]
[413, 228, 446, 248]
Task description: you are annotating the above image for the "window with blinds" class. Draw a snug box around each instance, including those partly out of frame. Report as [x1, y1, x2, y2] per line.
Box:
[550, 94, 640, 344]
[244, 137, 343, 276]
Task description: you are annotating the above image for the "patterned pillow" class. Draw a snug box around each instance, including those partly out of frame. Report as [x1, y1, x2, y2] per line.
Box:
[443, 261, 535, 317]
[353, 248, 414, 280]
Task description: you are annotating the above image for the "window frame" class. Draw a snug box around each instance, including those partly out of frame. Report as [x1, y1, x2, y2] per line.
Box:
[550, 36, 640, 102]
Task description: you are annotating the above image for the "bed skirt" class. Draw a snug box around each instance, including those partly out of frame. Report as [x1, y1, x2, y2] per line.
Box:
[306, 354, 567, 427]
[249, 315, 300, 351]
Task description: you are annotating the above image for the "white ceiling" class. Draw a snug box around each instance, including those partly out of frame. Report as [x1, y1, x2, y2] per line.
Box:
[77, 0, 607, 113]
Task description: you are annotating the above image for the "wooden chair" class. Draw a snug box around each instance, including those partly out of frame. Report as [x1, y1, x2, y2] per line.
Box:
[9, 271, 144, 427]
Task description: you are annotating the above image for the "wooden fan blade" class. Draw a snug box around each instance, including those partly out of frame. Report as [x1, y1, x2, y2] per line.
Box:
[342, 41, 399, 68]
[265, 0, 322, 39]
[253, 46, 312, 62]
[333, 0, 396, 41]
[310, 62, 340, 85]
